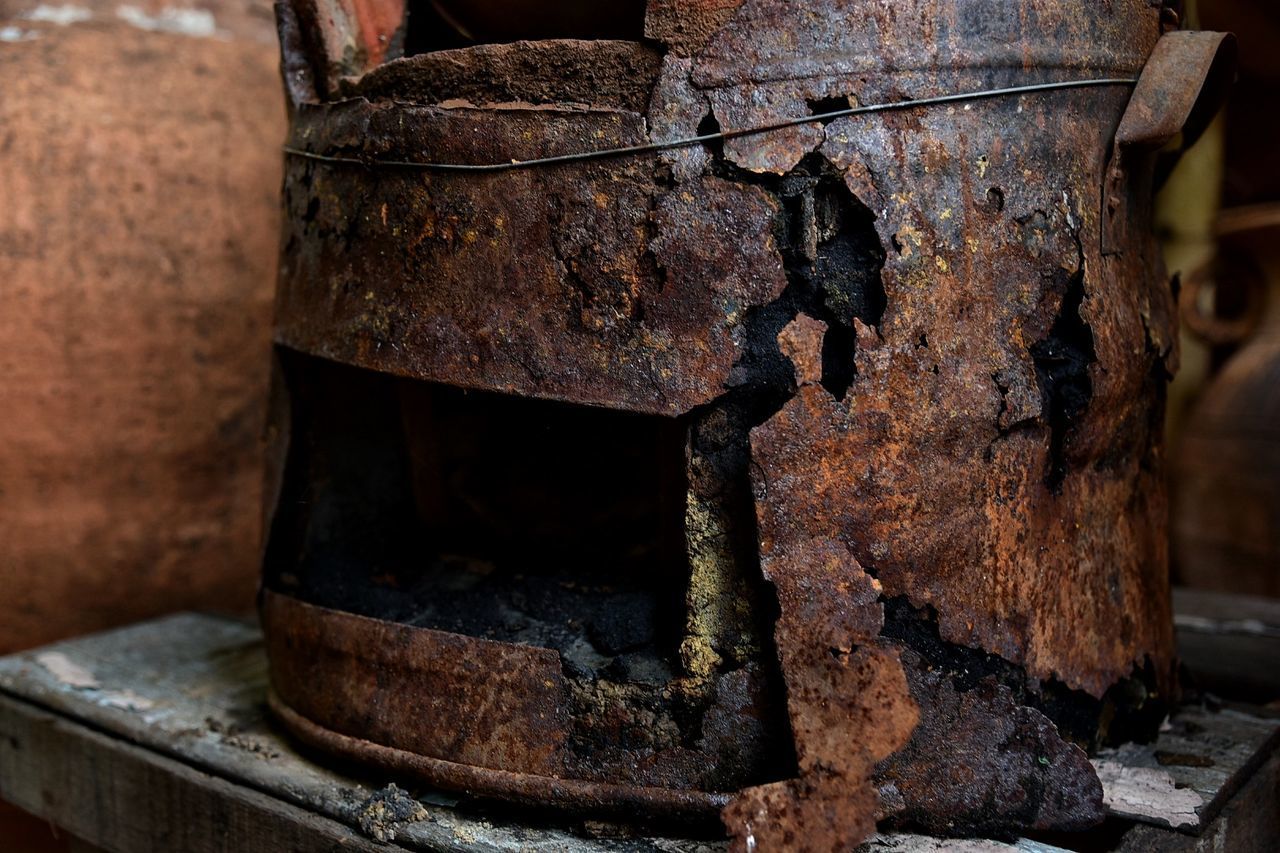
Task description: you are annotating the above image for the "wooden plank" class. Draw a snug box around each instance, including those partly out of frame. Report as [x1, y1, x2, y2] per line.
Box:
[859, 834, 1071, 852]
[1204, 751, 1280, 851]
[1086, 587, 1280, 834]
[1173, 587, 1280, 704]
[1116, 753, 1280, 852]
[1092, 704, 1280, 832]
[1174, 588, 1280, 628]
[0, 693, 396, 853]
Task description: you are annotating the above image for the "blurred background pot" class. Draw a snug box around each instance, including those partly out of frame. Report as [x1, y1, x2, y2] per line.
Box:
[1173, 207, 1280, 596]
[1169, 0, 1280, 597]
[0, 0, 283, 653]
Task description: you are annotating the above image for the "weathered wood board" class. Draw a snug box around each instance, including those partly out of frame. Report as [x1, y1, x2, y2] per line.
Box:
[0, 694, 391, 853]
[1093, 705, 1279, 832]
[1173, 587, 1280, 704]
[0, 611, 1275, 852]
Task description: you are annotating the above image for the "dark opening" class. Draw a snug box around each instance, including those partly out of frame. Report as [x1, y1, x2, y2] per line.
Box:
[1030, 268, 1096, 494]
[265, 350, 691, 674]
[403, 0, 648, 56]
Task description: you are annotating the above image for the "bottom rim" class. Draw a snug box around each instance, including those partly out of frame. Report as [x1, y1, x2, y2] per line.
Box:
[268, 688, 731, 822]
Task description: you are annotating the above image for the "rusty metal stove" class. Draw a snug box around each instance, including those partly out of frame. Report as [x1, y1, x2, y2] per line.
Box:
[260, 1, 1234, 846]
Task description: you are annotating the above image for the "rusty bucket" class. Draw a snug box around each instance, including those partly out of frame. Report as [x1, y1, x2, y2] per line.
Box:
[261, 1, 1233, 845]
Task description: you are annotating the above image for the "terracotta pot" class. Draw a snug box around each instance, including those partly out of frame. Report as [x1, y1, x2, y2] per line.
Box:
[0, 0, 284, 653]
[1172, 0, 1280, 596]
[1174, 207, 1280, 596]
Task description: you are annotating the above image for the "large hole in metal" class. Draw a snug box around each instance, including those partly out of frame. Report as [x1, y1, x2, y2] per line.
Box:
[264, 349, 690, 676]
[264, 351, 799, 790]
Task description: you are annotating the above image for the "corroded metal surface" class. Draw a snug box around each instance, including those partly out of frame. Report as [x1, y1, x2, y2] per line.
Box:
[761, 83, 1170, 700]
[876, 651, 1105, 835]
[267, 694, 732, 820]
[267, 0, 1232, 847]
[262, 591, 731, 819]
[277, 97, 787, 416]
[264, 590, 570, 776]
[1114, 32, 1235, 152]
[736, 322, 920, 849]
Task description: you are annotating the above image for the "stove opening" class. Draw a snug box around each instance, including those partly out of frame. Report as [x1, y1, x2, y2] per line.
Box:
[264, 349, 690, 675]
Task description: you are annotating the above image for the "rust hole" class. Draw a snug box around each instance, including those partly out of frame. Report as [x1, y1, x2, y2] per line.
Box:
[264, 349, 795, 791]
[1030, 266, 1097, 494]
[266, 350, 690, 665]
[806, 94, 854, 125]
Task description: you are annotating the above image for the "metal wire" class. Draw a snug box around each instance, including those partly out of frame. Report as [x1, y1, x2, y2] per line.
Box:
[282, 77, 1138, 173]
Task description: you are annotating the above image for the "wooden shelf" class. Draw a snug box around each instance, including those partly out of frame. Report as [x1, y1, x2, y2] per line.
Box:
[0, 605, 1275, 852]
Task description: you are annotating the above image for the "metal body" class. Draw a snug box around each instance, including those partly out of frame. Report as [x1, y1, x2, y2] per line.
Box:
[263, 1, 1233, 846]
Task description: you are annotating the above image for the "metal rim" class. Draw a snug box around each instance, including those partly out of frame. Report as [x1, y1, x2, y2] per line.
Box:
[267, 687, 730, 821]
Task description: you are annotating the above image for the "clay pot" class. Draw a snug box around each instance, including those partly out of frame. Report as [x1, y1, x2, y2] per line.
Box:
[0, 0, 284, 652]
[1174, 208, 1280, 596]
[1173, 0, 1280, 596]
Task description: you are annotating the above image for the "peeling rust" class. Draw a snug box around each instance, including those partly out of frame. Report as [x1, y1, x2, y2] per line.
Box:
[265, 0, 1233, 846]
[264, 590, 571, 776]
[277, 96, 787, 415]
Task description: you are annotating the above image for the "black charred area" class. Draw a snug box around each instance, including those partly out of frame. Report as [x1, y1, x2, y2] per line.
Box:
[264, 348, 795, 791]
[806, 95, 853, 125]
[1030, 266, 1096, 494]
[879, 597, 1169, 752]
[694, 110, 723, 156]
[263, 351, 690, 661]
[263, 351, 775, 783]
[263, 347, 802, 791]
[811, 169, 886, 397]
[708, 151, 886, 404]
[684, 146, 888, 499]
